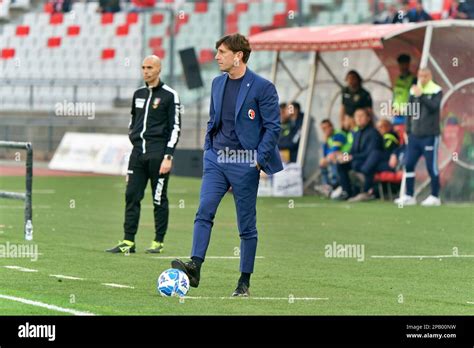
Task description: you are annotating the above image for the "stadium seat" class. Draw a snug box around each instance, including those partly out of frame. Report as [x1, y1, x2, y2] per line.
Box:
[374, 171, 403, 201]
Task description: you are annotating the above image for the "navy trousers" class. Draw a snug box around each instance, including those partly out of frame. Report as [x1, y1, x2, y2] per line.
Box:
[337, 150, 385, 196]
[191, 148, 260, 273]
[405, 135, 440, 197]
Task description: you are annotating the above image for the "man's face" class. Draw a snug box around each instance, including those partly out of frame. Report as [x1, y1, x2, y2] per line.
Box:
[355, 109, 370, 128]
[342, 115, 354, 130]
[320, 122, 333, 138]
[142, 57, 161, 84]
[280, 107, 290, 123]
[418, 69, 431, 86]
[376, 122, 389, 135]
[287, 105, 299, 120]
[398, 61, 409, 74]
[215, 44, 241, 72]
[346, 74, 359, 89]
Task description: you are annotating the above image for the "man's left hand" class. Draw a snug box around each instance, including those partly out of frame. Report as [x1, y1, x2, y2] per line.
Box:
[159, 158, 173, 174]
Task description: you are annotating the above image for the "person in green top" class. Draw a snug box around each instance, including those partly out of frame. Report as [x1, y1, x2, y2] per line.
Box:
[392, 54, 417, 126]
[319, 119, 348, 188]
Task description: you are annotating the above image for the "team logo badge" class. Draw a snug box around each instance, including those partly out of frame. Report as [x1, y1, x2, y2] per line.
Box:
[152, 97, 161, 109]
[353, 94, 360, 102]
[248, 109, 255, 120]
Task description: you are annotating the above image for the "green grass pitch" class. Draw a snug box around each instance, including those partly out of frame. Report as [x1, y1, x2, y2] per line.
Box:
[0, 175, 473, 315]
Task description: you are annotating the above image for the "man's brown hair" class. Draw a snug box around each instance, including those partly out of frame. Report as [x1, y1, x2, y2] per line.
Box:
[215, 33, 252, 64]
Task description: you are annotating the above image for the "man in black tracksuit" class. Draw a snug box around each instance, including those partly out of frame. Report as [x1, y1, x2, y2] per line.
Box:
[106, 55, 181, 254]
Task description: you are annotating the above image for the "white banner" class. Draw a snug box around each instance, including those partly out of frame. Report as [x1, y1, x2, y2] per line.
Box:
[49, 132, 132, 175]
[258, 163, 303, 197]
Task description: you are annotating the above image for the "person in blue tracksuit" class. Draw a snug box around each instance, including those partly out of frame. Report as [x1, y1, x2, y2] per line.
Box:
[171, 34, 283, 297]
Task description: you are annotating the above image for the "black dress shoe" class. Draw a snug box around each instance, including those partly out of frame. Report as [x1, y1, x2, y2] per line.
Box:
[232, 282, 250, 297]
[171, 259, 200, 288]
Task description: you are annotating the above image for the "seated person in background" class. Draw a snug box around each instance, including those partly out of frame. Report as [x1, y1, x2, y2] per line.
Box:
[407, 0, 432, 22]
[376, 119, 402, 171]
[457, 0, 474, 19]
[99, 0, 121, 13]
[288, 101, 304, 129]
[329, 114, 358, 199]
[336, 108, 384, 202]
[52, 0, 72, 12]
[339, 70, 373, 127]
[278, 102, 300, 163]
[315, 119, 348, 196]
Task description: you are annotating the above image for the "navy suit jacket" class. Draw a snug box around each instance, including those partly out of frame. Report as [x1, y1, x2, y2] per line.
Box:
[204, 68, 283, 175]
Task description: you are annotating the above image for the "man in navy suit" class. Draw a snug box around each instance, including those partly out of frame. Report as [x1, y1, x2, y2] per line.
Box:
[172, 33, 283, 296]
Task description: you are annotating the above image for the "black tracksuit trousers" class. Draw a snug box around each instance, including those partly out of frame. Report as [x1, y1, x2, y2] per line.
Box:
[124, 148, 169, 243]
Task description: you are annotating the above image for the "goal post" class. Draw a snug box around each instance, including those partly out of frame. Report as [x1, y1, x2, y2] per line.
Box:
[0, 141, 33, 240]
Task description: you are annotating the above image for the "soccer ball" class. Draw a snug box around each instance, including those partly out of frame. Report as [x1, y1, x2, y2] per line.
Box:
[157, 268, 190, 297]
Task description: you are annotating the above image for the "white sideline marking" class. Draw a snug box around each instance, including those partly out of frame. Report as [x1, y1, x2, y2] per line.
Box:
[143, 204, 198, 209]
[102, 283, 135, 289]
[0, 205, 51, 209]
[3, 266, 38, 272]
[184, 296, 329, 301]
[8, 189, 55, 194]
[467, 301, 474, 305]
[49, 274, 84, 280]
[0, 294, 95, 316]
[275, 203, 351, 208]
[150, 256, 265, 260]
[371, 255, 474, 259]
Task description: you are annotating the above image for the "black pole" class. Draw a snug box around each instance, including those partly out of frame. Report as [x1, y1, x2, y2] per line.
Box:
[220, 0, 225, 36]
[297, 0, 304, 27]
[24, 143, 33, 240]
[168, 8, 175, 87]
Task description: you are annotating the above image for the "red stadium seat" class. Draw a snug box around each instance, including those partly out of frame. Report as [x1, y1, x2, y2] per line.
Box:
[47, 37, 61, 48]
[199, 49, 214, 64]
[102, 13, 114, 25]
[1, 48, 15, 59]
[127, 12, 139, 24]
[249, 25, 263, 35]
[44, 2, 54, 13]
[116, 25, 129, 36]
[273, 13, 287, 27]
[174, 13, 189, 34]
[153, 48, 166, 59]
[286, 0, 298, 12]
[50, 13, 64, 25]
[374, 171, 403, 201]
[67, 26, 81, 36]
[101, 48, 115, 60]
[374, 171, 403, 184]
[149, 37, 163, 48]
[226, 13, 238, 34]
[194, 1, 208, 13]
[235, 3, 249, 13]
[16, 26, 30, 36]
[150, 13, 164, 25]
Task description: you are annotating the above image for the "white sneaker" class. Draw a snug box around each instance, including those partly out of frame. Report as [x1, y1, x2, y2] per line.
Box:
[330, 186, 343, 199]
[421, 195, 441, 206]
[394, 195, 417, 206]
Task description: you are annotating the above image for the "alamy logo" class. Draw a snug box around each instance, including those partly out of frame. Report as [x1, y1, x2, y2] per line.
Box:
[0, 242, 38, 261]
[18, 322, 56, 341]
[217, 147, 258, 167]
[55, 100, 95, 120]
[324, 241, 365, 262]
